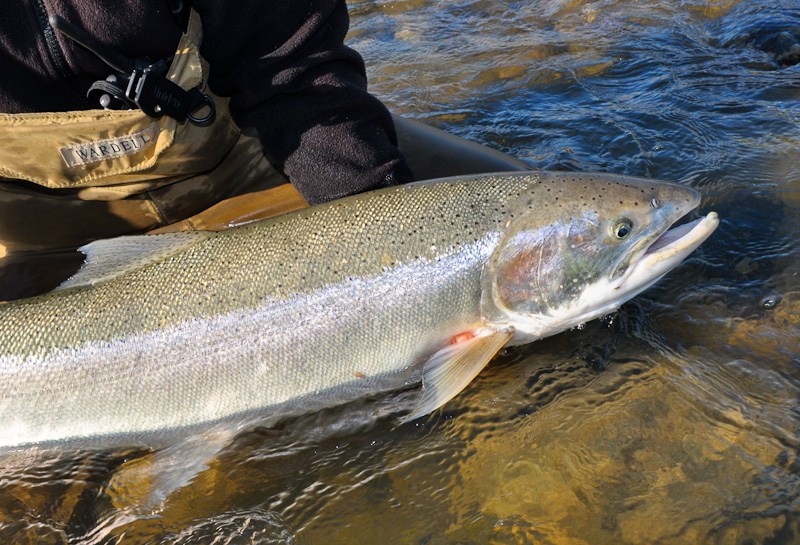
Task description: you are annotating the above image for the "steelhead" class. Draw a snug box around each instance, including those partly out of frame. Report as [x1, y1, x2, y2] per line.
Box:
[0, 172, 718, 450]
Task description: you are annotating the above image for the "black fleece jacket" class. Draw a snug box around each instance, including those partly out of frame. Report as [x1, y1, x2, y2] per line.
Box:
[0, 0, 412, 204]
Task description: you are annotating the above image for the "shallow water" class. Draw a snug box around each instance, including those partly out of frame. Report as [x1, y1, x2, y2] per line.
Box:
[2, 0, 799, 543]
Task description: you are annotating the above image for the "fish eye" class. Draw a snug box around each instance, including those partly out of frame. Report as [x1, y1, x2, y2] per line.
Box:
[613, 219, 633, 239]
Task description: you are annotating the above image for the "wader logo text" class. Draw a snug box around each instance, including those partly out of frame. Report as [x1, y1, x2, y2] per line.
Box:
[60, 123, 160, 168]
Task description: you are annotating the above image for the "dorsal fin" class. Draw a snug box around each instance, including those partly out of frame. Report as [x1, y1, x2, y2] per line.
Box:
[56, 231, 211, 291]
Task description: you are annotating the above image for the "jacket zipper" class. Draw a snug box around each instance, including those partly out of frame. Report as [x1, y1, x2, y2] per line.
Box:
[31, 0, 73, 81]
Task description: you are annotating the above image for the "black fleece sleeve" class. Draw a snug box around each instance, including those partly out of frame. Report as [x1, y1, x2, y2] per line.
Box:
[192, 0, 413, 204]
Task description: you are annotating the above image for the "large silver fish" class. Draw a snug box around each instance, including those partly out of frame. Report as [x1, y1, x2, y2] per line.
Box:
[0, 172, 718, 451]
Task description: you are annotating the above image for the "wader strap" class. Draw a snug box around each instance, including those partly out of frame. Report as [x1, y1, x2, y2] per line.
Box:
[50, 13, 215, 125]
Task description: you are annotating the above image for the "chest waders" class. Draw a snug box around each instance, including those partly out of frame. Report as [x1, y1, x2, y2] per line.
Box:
[0, 10, 307, 261]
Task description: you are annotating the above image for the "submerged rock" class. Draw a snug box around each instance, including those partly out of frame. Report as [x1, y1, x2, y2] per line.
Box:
[746, 21, 800, 67]
[715, 8, 800, 68]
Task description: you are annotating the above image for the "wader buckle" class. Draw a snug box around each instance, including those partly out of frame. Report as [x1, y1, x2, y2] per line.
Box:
[124, 63, 216, 126]
[50, 14, 216, 127]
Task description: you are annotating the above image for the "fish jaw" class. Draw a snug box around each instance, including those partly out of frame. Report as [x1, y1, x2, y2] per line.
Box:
[501, 211, 719, 344]
[614, 211, 719, 299]
[479, 172, 717, 345]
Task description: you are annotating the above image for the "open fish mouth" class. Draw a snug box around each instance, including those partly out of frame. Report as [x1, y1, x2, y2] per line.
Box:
[617, 211, 719, 292]
[644, 214, 717, 255]
[645, 212, 719, 257]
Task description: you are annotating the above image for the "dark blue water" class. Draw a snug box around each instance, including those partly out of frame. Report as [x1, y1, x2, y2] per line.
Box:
[1, 1, 798, 543]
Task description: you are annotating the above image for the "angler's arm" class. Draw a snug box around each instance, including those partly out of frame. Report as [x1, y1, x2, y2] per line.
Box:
[194, 0, 413, 204]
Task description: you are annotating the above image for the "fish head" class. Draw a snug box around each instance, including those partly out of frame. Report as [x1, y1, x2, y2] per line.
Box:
[481, 173, 719, 343]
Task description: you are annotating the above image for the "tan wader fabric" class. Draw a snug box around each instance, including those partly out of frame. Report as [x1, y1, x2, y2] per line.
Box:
[0, 10, 297, 257]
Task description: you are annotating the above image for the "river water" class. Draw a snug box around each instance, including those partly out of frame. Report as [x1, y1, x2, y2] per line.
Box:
[2, 0, 799, 543]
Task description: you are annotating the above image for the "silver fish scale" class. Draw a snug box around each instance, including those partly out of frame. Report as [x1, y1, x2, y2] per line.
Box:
[0, 173, 542, 446]
[1, 175, 533, 353]
[0, 170, 701, 447]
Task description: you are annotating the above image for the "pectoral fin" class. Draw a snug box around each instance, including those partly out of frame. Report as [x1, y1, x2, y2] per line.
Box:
[404, 326, 514, 422]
